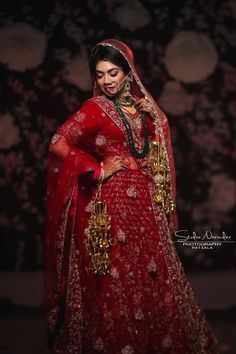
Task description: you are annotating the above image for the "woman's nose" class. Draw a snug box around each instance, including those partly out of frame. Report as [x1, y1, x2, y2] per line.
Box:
[104, 74, 110, 85]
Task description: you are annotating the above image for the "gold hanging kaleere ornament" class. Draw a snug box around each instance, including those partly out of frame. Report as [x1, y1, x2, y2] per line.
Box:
[85, 184, 112, 275]
[148, 139, 175, 214]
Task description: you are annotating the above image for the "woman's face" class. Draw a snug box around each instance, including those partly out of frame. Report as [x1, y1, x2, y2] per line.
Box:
[95, 60, 127, 97]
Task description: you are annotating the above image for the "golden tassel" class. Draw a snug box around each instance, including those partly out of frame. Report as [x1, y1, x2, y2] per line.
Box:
[86, 185, 112, 275]
[148, 140, 175, 214]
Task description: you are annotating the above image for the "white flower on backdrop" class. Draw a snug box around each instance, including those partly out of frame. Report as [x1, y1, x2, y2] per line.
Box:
[0, 112, 20, 149]
[63, 49, 92, 91]
[164, 31, 218, 83]
[159, 81, 194, 115]
[0, 22, 47, 72]
[114, 0, 151, 31]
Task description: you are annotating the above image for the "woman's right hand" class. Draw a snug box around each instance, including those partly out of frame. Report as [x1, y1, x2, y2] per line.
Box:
[102, 156, 129, 180]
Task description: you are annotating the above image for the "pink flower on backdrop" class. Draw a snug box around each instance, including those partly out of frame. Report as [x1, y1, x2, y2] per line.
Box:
[23, 166, 37, 183]
[191, 129, 219, 153]
[0, 213, 11, 227]
[63, 50, 92, 91]
[3, 152, 25, 178]
[22, 201, 38, 214]
[28, 131, 40, 149]
[14, 102, 31, 118]
[43, 117, 58, 133]
[197, 93, 213, 109]
[223, 68, 236, 92]
[0, 112, 20, 149]
[15, 181, 29, 200]
[192, 201, 233, 230]
[227, 100, 236, 117]
[159, 81, 194, 116]
[208, 106, 223, 120]
[0, 23, 47, 72]
[28, 132, 46, 162]
[209, 174, 236, 212]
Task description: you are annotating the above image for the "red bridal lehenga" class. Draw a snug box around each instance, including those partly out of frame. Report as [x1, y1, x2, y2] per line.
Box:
[45, 40, 219, 354]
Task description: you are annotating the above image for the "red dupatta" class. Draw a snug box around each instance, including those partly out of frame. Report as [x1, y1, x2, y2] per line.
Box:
[44, 103, 104, 351]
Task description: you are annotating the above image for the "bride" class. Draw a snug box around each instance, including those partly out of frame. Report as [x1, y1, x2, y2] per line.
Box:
[45, 38, 219, 354]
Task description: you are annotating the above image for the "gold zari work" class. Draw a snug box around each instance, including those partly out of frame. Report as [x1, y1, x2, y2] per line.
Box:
[148, 140, 175, 214]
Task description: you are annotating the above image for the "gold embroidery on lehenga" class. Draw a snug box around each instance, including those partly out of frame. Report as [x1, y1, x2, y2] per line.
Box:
[110, 266, 120, 280]
[95, 134, 107, 146]
[126, 185, 137, 198]
[47, 306, 60, 332]
[61, 237, 83, 353]
[117, 228, 126, 243]
[74, 111, 86, 122]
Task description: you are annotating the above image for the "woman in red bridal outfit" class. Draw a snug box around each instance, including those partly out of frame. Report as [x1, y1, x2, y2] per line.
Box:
[45, 39, 219, 354]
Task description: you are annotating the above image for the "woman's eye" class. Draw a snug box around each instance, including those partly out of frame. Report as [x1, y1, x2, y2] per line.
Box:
[110, 72, 118, 77]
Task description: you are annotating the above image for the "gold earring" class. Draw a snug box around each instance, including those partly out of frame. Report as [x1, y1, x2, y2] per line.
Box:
[124, 79, 131, 96]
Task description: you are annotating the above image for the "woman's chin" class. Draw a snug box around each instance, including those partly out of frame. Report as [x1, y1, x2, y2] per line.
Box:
[103, 89, 119, 98]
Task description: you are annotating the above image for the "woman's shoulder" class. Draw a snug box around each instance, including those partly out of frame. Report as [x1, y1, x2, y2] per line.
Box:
[81, 96, 106, 109]
[73, 96, 106, 117]
[66, 96, 108, 125]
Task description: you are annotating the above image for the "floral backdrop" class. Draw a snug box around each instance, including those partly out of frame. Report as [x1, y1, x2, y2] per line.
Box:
[0, 0, 235, 271]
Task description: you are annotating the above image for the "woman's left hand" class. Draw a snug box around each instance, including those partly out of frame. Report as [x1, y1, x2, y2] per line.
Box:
[135, 98, 155, 119]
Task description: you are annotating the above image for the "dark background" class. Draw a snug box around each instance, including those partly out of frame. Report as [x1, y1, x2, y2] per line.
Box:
[0, 1, 235, 353]
[0, 0, 235, 272]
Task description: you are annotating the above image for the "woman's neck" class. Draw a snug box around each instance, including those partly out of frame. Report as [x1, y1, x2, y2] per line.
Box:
[113, 93, 135, 107]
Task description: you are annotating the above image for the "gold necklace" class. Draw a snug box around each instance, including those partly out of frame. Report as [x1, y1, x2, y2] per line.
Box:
[114, 95, 135, 107]
[121, 106, 137, 116]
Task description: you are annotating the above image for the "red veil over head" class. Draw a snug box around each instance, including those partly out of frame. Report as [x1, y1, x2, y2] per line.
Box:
[93, 39, 178, 228]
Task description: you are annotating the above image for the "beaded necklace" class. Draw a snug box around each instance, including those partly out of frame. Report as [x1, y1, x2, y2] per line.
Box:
[113, 100, 149, 159]
[115, 95, 135, 107]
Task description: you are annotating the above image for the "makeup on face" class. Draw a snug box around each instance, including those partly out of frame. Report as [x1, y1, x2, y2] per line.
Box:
[95, 61, 127, 96]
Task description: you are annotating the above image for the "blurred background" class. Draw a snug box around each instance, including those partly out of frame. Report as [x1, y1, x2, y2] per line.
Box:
[0, 0, 235, 353]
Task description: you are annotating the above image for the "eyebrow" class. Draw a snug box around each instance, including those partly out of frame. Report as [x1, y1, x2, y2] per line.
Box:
[95, 67, 120, 74]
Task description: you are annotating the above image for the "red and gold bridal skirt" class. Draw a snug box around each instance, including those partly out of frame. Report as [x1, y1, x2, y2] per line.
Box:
[75, 169, 219, 354]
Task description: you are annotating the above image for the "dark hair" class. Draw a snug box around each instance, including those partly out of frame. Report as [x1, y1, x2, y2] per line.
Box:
[89, 45, 130, 77]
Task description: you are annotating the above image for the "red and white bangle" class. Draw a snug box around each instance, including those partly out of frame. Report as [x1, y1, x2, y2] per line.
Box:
[97, 167, 105, 184]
